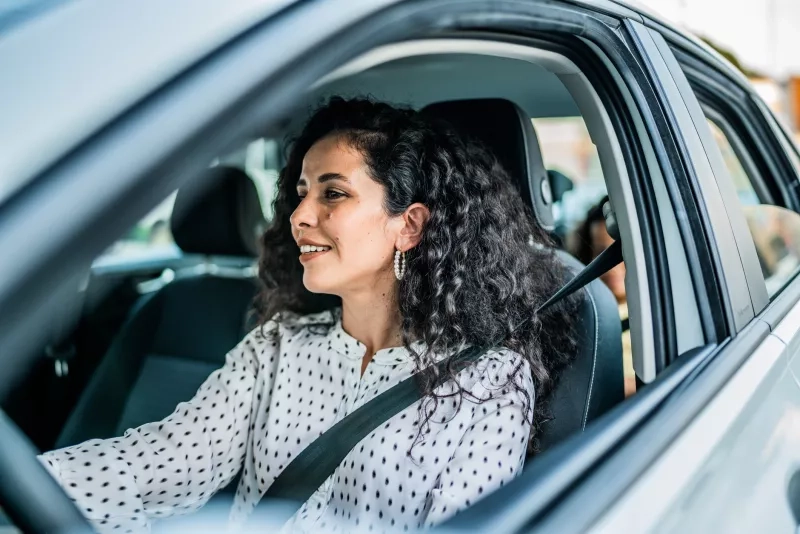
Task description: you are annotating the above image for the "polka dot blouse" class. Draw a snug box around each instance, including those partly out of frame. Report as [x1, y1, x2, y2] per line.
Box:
[39, 308, 534, 533]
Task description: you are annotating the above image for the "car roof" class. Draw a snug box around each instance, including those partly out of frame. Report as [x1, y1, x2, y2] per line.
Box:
[0, 0, 295, 205]
[0, 0, 748, 207]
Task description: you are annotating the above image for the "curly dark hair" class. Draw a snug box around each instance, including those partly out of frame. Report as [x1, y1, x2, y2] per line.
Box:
[256, 97, 579, 453]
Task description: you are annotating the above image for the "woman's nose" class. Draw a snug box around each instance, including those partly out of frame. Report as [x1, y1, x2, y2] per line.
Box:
[290, 196, 317, 231]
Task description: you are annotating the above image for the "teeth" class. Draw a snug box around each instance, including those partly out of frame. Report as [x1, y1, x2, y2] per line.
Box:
[300, 245, 331, 254]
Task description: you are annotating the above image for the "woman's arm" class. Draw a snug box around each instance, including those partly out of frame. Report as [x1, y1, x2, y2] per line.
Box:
[424, 352, 533, 526]
[38, 326, 275, 533]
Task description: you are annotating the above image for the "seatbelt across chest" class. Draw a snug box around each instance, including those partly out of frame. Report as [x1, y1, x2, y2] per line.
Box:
[255, 239, 623, 512]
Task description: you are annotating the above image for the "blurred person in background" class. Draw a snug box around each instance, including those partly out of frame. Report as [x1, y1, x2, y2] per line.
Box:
[569, 196, 635, 397]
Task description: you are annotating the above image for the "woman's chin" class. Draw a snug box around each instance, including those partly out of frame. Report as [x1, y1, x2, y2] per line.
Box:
[302, 275, 336, 295]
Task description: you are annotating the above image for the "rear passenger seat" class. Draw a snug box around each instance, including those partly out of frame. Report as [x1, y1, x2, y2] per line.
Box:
[56, 166, 265, 450]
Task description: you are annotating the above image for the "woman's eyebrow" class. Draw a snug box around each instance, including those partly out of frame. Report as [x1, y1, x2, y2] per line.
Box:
[317, 172, 350, 184]
[296, 173, 349, 188]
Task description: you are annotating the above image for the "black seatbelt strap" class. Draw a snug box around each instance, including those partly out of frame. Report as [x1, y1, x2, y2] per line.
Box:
[263, 345, 486, 502]
[538, 240, 622, 312]
[256, 240, 624, 511]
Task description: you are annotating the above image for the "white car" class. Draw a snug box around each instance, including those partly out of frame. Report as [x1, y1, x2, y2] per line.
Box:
[2, 0, 800, 532]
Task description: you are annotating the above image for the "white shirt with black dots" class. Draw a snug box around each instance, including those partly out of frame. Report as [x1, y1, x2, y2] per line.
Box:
[39, 309, 534, 533]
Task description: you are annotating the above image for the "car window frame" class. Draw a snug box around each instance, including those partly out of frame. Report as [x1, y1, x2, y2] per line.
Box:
[669, 42, 800, 309]
[633, 42, 761, 326]
[0, 1, 726, 533]
[755, 95, 800, 179]
[519, 18, 800, 532]
[673, 48, 800, 212]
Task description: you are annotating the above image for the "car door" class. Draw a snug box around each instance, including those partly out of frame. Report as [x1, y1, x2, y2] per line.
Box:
[579, 21, 800, 534]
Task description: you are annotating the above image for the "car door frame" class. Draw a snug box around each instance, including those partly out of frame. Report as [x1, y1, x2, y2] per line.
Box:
[658, 19, 800, 319]
[446, 19, 768, 533]
[0, 0, 740, 532]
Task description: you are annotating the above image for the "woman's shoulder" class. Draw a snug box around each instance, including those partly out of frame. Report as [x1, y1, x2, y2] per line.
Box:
[458, 347, 534, 398]
[474, 346, 530, 375]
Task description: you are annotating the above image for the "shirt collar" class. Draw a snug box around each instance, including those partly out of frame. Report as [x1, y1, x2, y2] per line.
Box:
[327, 308, 425, 366]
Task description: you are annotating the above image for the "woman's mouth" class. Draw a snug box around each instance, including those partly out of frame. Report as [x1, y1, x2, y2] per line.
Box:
[299, 244, 331, 262]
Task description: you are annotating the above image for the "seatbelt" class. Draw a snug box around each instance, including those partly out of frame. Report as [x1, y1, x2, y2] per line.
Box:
[255, 238, 624, 513]
[263, 344, 487, 502]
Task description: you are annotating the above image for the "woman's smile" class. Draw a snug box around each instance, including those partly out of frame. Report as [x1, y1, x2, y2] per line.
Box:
[297, 240, 333, 263]
[298, 247, 330, 263]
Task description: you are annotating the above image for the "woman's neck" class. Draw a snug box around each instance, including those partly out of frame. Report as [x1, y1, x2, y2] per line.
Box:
[340, 291, 402, 375]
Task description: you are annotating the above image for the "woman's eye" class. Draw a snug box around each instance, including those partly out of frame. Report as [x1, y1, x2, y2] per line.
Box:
[324, 190, 346, 200]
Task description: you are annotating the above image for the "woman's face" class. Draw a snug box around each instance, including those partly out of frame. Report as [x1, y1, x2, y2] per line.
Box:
[290, 134, 402, 297]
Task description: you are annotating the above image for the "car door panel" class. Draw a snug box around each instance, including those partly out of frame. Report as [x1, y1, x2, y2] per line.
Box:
[591, 331, 792, 533]
[656, 333, 800, 534]
[589, 20, 800, 533]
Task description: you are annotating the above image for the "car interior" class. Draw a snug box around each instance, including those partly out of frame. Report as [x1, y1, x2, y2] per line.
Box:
[1, 35, 709, 526]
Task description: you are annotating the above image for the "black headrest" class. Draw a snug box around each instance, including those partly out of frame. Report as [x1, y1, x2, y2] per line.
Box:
[171, 166, 266, 257]
[422, 99, 554, 231]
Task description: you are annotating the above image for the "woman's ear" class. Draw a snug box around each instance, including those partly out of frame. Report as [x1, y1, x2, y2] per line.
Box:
[396, 203, 430, 251]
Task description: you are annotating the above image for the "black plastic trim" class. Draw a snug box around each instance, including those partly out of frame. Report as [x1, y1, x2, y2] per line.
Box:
[578, 25, 677, 373]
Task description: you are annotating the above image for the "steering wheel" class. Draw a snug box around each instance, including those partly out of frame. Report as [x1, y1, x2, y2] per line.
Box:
[0, 409, 90, 533]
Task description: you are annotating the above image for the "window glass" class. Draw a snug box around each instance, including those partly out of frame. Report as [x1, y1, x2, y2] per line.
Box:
[532, 117, 607, 244]
[97, 192, 180, 262]
[743, 205, 800, 296]
[703, 116, 800, 297]
[96, 138, 281, 264]
[705, 119, 760, 206]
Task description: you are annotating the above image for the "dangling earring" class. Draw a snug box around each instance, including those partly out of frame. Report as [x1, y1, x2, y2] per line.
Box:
[394, 249, 406, 280]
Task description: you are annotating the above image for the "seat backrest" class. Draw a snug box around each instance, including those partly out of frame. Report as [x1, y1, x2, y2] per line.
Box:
[423, 99, 624, 449]
[422, 98, 555, 232]
[56, 167, 264, 448]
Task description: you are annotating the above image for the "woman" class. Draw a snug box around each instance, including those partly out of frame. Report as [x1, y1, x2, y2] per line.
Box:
[568, 196, 634, 396]
[39, 98, 577, 533]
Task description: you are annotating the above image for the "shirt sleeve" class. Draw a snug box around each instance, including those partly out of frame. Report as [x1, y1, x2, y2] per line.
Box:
[38, 326, 275, 533]
[424, 351, 534, 526]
